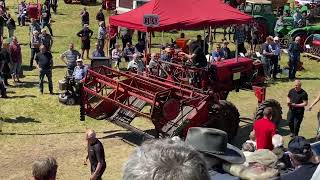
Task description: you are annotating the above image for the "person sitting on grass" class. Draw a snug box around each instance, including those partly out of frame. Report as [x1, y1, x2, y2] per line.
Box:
[92, 42, 105, 58]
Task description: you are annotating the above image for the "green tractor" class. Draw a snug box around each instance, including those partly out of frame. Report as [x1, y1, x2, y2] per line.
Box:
[244, 0, 277, 40]
[287, 25, 320, 47]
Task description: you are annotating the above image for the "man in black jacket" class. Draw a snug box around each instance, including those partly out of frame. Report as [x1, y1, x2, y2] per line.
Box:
[35, 45, 53, 94]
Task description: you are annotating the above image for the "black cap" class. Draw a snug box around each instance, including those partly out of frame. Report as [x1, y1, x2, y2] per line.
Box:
[288, 136, 311, 154]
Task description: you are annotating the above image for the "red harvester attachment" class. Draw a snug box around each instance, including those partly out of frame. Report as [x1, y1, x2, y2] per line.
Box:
[80, 66, 218, 139]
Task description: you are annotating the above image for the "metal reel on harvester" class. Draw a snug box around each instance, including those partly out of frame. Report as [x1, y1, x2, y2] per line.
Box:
[304, 34, 320, 60]
[204, 100, 240, 142]
[254, 99, 283, 127]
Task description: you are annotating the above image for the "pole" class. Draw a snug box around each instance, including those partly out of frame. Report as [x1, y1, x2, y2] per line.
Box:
[203, 26, 206, 54]
[208, 26, 212, 62]
[161, 31, 164, 46]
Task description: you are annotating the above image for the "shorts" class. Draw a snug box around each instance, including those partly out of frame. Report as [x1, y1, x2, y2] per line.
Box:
[11, 62, 21, 75]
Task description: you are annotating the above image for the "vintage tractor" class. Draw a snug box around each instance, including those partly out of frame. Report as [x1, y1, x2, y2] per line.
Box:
[244, 0, 277, 40]
[102, 0, 116, 10]
[304, 34, 320, 60]
[64, 0, 97, 5]
[80, 57, 282, 141]
[26, 0, 42, 21]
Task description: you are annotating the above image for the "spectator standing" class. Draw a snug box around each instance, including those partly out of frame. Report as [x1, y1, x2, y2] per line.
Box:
[60, 43, 81, 75]
[96, 8, 105, 23]
[123, 42, 134, 62]
[32, 156, 58, 180]
[180, 41, 207, 68]
[235, 24, 247, 55]
[40, 29, 53, 51]
[274, 16, 284, 37]
[80, 7, 89, 27]
[261, 36, 274, 79]
[293, 9, 302, 28]
[97, 21, 106, 51]
[50, 0, 58, 14]
[77, 24, 93, 59]
[40, 4, 53, 36]
[123, 138, 210, 180]
[6, 13, 15, 39]
[112, 43, 122, 70]
[120, 27, 133, 50]
[0, 10, 5, 38]
[0, 42, 10, 86]
[0, 49, 7, 98]
[288, 36, 302, 80]
[30, 30, 41, 69]
[17, 0, 27, 26]
[253, 107, 276, 150]
[29, 18, 41, 35]
[271, 36, 281, 79]
[9, 36, 22, 83]
[287, 80, 308, 137]
[308, 92, 320, 139]
[134, 39, 145, 54]
[148, 53, 159, 75]
[279, 136, 319, 180]
[92, 42, 105, 58]
[185, 127, 245, 180]
[84, 129, 106, 180]
[35, 45, 53, 94]
[108, 25, 117, 53]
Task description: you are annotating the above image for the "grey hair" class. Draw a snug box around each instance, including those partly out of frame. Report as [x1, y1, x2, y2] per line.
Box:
[123, 138, 210, 180]
[32, 156, 58, 180]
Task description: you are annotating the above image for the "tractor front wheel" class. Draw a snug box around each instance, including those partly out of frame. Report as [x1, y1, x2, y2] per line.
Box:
[64, 0, 72, 3]
[205, 100, 240, 142]
[254, 99, 282, 127]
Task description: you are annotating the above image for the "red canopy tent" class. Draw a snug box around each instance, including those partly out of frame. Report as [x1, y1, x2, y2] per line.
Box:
[109, 0, 252, 32]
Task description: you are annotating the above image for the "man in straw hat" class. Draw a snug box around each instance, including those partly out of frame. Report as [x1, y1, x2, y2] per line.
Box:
[185, 127, 245, 179]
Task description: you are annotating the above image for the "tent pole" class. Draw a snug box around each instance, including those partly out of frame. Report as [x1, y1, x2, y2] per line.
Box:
[161, 31, 164, 46]
[203, 26, 206, 54]
[149, 32, 152, 54]
[208, 26, 212, 62]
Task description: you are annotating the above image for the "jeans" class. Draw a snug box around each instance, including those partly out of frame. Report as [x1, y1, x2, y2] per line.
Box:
[67, 65, 76, 76]
[287, 109, 304, 136]
[30, 48, 40, 68]
[18, 15, 26, 26]
[98, 39, 105, 50]
[8, 29, 14, 38]
[39, 69, 53, 93]
[11, 62, 21, 75]
[289, 59, 298, 79]
[41, 22, 53, 36]
[261, 57, 271, 77]
[0, 75, 6, 97]
[271, 56, 279, 78]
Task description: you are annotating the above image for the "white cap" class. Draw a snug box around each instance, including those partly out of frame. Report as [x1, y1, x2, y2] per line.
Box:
[274, 36, 279, 41]
[76, 58, 83, 62]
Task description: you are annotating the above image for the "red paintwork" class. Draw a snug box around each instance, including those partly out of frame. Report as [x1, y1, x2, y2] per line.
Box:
[28, 3, 41, 20]
[312, 40, 320, 47]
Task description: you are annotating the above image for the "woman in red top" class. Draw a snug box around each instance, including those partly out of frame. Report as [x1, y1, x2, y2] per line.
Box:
[9, 36, 22, 83]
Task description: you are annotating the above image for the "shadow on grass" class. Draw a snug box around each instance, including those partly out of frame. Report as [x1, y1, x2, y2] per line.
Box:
[2, 116, 40, 123]
[14, 81, 38, 88]
[100, 129, 155, 146]
[8, 95, 37, 98]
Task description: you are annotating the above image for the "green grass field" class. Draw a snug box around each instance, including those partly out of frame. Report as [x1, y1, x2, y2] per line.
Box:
[0, 1, 320, 179]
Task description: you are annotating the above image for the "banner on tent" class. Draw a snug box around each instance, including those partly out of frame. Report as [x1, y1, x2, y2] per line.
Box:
[143, 14, 160, 27]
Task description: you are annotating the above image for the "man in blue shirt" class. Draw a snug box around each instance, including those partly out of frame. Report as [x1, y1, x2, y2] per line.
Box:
[73, 59, 87, 82]
[211, 44, 224, 63]
[288, 36, 302, 79]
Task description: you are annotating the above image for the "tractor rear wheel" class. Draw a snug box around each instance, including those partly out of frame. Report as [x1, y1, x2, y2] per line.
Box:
[64, 0, 72, 3]
[254, 99, 282, 127]
[205, 100, 240, 142]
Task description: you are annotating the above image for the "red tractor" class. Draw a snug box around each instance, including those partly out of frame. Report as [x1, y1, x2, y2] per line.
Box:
[25, 0, 42, 21]
[80, 56, 282, 141]
[64, 0, 97, 5]
[102, 0, 116, 10]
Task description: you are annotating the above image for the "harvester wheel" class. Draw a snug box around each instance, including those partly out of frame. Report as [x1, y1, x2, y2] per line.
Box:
[292, 31, 308, 48]
[64, 0, 72, 3]
[206, 100, 240, 142]
[254, 99, 282, 127]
